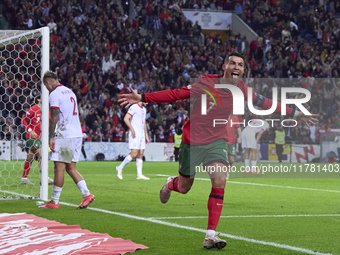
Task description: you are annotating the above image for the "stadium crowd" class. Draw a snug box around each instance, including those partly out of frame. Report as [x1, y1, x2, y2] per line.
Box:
[1, 0, 340, 145]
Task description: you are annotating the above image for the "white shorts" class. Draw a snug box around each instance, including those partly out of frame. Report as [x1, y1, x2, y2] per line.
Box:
[129, 136, 145, 150]
[241, 131, 257, 149]
[50, 137, 82, 163]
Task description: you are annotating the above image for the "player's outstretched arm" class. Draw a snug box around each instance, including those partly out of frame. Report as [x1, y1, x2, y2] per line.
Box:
[118, 88, 142, 108]
[119, 86, 191, 108]
[295, 107, 318, 127]
[250, 90, 318, 127]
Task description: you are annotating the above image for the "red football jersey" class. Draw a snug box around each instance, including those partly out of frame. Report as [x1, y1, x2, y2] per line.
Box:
[22, 105, 42, 139]
[145, 75, 294, 145]
[226, 115, 240, 145]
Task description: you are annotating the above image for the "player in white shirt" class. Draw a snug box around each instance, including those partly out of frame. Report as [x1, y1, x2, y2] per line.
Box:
[116, 102, 150, 180]
[241, 119, 270, 173]
[39, 71, 95, 209]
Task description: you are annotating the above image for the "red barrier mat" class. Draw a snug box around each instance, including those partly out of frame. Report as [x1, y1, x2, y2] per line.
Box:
[0, 213, 148, 254]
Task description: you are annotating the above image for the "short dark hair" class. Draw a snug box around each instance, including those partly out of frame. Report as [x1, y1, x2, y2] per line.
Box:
[224, 52, 245, 63]
[43, 71, 58, 82]
[35, 95, 41, 104]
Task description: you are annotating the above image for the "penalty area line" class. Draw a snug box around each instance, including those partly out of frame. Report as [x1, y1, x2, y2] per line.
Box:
[59, 201, 331, 255]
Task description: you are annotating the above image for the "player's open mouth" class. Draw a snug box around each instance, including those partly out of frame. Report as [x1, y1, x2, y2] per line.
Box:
[231, 72, 239, 81]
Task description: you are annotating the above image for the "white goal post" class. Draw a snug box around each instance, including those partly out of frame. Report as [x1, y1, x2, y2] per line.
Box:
[0, 27, 49, 200]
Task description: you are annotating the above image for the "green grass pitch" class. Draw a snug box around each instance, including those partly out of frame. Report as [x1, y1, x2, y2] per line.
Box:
[0, 161, 339, 254]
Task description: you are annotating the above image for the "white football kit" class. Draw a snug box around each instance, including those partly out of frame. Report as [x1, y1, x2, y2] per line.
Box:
[127, 104, 146, 150]
[241, 119, 269, 149]
[49, 85, 82, 163]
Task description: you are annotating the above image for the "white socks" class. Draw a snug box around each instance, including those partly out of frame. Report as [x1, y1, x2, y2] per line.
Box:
[136, 158, 143, 177]
[51, 185, 62, 204]
[245, 159, 250, 171]
[206, 229, 215, 238]
[119, 155, 132, 169]
[251, 160, 257, 172]
[77, 180, 90, 197]
[245, 160, 258, 172]
[51, 181, 89, 204]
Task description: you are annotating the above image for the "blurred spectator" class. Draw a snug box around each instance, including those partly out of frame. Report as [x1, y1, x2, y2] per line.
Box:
[114, 123, 126, 142]
[0, 126, 11, 140]
[156, 125, 165, 142]
[93, 127, 103, 142]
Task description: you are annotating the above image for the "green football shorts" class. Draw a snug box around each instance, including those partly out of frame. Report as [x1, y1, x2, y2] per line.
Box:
[226, 143, 236, 156]
[27, 139, 41, 151]
[178, 139, 229, 177]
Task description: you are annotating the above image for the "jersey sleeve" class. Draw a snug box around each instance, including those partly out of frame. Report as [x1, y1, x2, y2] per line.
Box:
[49, 91, 60, 109]
[262, 121, 270, 131]
[127, 104, 136, 116]
[143, 75, 221, 103]
[144, 86, 191, 103]
[240, 82, 294, 117]
[21, 110, 32, 129]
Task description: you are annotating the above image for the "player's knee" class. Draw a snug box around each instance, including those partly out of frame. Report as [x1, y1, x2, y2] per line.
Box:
[228, 157, 234, 164]
[26, 154, 34, 163]
[130, 152, 138, 159]
[54, 164, 64, 174]
[211, 178, 226, 189]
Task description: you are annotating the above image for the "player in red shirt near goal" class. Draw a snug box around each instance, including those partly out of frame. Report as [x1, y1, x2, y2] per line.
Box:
[119, 52, 318, 249]
[21, 95, 53, 185]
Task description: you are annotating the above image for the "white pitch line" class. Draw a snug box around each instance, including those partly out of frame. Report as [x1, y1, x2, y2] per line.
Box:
[155, 175, 340, 193]
[149, 214, 340, 220]
[59, 202, 331, 255]
[0, 213, 26, 218]
[227, 181, 340, 193]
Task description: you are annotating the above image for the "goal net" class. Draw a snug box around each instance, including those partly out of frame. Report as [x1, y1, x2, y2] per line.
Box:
[0, 27, 50, 200]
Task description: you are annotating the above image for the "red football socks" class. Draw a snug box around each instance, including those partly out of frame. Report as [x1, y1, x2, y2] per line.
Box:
[167, 176, 179, 192]
[22, 161, 31, 178]
[207, 187, 225, 230]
